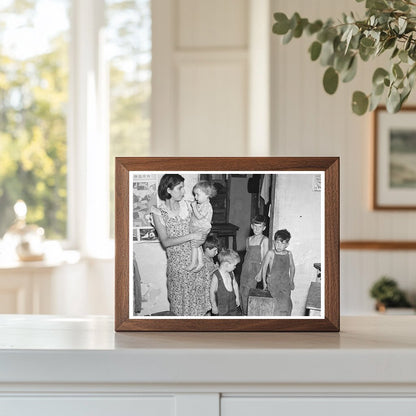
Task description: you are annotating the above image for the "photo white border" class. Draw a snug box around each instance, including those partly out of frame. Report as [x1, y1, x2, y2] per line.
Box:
[129, 171, 325, 320]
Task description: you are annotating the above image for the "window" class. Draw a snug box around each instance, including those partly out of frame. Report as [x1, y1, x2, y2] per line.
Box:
[0, 0, 70, 239]
[0, 0, 151, 253]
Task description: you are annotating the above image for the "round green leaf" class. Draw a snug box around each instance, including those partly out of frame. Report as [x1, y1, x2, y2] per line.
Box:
[320, 40, 335, 66]
[307, 20, 323, 35]
[360, 37, 375, 48]
[399, 50, 408, 63]
[384, 37, 396, 50]
[273, 13, 290, 35]
[387, 87, 401, 113]
[373, 82, 384, 96]
[405, 34, 413, 51]
[282, 29, 293, 45]
[391, 47, 399, 59]
[393, 63, 404, 79]
[342, 56, 357, 83]
[352, 91, 369, 115]
[309, 41, 322, 61]
[323, 67, 339, 95]
[372, 68, 389, 86]
[369, 92, 383, 112]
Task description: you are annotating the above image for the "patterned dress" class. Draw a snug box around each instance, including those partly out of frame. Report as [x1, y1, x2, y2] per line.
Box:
[152, 200, 209, 316]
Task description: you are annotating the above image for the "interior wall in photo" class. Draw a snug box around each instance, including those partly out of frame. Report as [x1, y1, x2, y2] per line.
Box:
[272, 174, 322, 316]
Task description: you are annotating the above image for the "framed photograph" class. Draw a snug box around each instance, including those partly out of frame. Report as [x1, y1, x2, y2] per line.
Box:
[115, 157, 339, 331]
[374, 106, 416, 209]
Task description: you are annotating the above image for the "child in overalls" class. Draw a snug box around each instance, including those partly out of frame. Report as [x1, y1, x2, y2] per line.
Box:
[257, 229, 295, 316]
[239, 215, 269, 315]
[210, 249, 241, 316]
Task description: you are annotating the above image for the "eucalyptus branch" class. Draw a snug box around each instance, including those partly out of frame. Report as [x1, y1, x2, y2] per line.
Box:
[272, 0, 416, 114]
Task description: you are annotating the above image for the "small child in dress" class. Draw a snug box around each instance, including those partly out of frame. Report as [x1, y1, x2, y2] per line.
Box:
[256, 229, 295, 316]
[210, 249, 242, 316]
[240, 215, 269, 315]
[187, 181, 217, 272]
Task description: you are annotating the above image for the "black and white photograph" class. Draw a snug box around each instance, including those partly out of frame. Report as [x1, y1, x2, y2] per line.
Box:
[129, 171, 324, 319]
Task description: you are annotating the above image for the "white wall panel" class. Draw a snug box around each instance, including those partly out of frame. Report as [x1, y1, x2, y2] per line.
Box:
[177, 60, 247, 155]
[271, 0, 416, 314]
[178, 0, 248, 49]
[153, 0, 249, 156]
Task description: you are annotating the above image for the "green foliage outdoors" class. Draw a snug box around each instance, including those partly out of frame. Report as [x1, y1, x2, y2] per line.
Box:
[273, 0, 416, 115]
[369, 276, 411, 307]
[0, 4, 68, 238]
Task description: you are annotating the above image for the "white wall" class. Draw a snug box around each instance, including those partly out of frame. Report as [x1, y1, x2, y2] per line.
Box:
[272, 174, 322, 316]
[152, 0, 250, 156]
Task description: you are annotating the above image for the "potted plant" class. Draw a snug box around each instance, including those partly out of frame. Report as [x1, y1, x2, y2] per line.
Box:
[369, 276, 413, 312]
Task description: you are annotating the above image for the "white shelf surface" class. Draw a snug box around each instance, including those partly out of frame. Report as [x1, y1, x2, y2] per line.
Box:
[0, 315, 415, 389]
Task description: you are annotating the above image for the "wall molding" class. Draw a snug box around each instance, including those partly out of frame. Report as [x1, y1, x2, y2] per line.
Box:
[341, 241, 416, 250]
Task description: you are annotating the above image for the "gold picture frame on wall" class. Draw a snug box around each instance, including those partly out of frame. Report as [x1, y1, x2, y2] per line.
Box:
[115, 157, 339, 332]
[374, 106, 416, 210]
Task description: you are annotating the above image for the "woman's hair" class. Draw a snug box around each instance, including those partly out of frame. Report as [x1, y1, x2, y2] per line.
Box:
[274, 229, 291, 242]
[218, 248, 240, 265]
[251, 214, 267, 225]
[203, 235, 220, 251]
[193, 181, 217, 198]
[158, 174, 185, 200]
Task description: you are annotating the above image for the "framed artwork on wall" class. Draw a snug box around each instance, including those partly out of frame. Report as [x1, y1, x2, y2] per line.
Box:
[374, 106, 416, 209]
[115, 157, 340, 332]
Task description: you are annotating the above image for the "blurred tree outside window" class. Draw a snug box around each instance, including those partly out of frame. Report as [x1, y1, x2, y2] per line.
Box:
[0, 0, 151, 243]
[0, 0, 70, 239]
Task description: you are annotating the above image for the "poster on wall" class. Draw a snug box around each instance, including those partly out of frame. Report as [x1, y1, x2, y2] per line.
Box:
[115, 157, 340, 332]
[132, 174, 158, 242]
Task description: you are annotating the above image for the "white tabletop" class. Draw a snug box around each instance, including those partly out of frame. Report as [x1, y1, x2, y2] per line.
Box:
[0, 315, 415, 386]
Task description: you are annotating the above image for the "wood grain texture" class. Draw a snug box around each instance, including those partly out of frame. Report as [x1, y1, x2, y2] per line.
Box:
[114, 157, 340, 332]
[115, 159, 130, 330]
[341, 241, 416, 250]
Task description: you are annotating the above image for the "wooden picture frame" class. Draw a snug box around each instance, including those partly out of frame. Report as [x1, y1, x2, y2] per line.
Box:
[373, 106, 416, 210]
[115, 157, 339, 332]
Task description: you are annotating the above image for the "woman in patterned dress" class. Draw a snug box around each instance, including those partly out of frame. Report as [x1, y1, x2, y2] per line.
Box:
[151, 174, 208, 315]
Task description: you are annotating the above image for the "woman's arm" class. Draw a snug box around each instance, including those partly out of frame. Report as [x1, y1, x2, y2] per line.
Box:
[289, 251, 295, 290]
[152, 212, 199, 248]
[210, 275, 219, 315]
